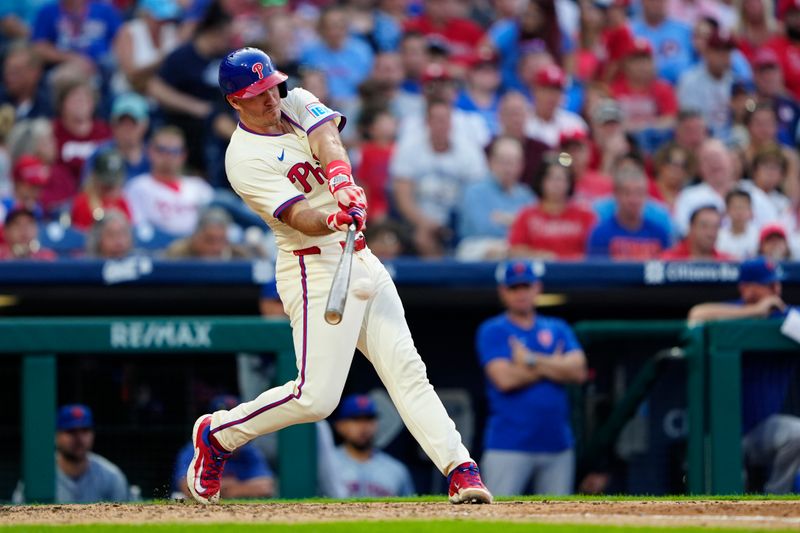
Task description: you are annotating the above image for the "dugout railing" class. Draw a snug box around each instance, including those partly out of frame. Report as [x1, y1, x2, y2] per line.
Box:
[682, 318, 799, 494]
[7, 317, 318, 503]
[575, 318, 798, 495]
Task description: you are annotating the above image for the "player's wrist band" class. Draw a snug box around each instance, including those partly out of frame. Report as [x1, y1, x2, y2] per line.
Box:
[325, 160, 353, 192]
[524, 352, 538, 367]
[329, 174, 352, 191]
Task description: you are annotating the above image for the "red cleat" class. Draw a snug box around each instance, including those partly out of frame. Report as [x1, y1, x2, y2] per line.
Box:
[447, 461, 493, 504]
[186, 415, 231, 504]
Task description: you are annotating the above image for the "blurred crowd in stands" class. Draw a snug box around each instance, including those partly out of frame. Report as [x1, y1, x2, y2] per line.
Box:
[0, 0, 799, 262]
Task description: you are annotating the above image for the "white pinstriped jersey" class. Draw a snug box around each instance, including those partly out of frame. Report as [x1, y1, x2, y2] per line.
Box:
[225, 88, 345, 252]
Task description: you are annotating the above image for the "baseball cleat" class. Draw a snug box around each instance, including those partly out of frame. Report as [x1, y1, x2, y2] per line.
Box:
[447, 461, 493, 504]
[186, 414, 231, 504]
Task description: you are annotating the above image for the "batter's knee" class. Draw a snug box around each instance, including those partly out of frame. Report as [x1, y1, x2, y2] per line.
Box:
[295, 390, 340, 422]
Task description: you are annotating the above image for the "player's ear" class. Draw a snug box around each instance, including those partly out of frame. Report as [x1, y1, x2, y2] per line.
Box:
[226, 95, 240, 111]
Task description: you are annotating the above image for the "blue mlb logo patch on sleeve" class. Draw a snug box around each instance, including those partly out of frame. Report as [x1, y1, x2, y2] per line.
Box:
[306, 102, 330, 118]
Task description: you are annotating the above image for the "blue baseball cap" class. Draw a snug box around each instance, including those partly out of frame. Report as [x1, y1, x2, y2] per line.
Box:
[139, 0, 181, 20]
[209, 394, 239, 412]
[337, 394, 377, 420]
[739, 257, 783, 284]
[496, 260, 538, 286]
[57, 404, 94, 431]
[111, 92, 149, 122]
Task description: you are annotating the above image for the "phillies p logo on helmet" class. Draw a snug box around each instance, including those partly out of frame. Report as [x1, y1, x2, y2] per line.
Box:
[218, 47, 288, 99]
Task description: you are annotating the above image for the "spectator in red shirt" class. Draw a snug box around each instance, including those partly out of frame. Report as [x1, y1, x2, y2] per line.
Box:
[70, 148, 132, 231]
[356, 106, 397, 222]
[599, 0, 636, 83]
[661, 205, 733, 260]
[3, 155, 49, 219]
[0, 207, 56, 260]
[767, 0, 800, 101]
[508, 158, 597, 260]
[611, 38, 678, 133]
[736, 0, 778, 62]
[403, 0, 484, 62]
[6, 118, 75, 216]
[758, 223, 792, 261]
[525, 65, 589, 148]
[575, 0, 607, 83]
[47, 79, 112, 210]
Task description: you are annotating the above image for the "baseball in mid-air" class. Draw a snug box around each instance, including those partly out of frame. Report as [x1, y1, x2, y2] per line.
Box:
[351, 278, 375, 300]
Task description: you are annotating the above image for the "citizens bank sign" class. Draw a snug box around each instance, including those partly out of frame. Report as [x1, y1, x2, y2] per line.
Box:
[644, 261, 740, 285]
[110, 321, 213, 349]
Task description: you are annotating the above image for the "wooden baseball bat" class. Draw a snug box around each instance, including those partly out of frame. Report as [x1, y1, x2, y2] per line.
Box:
[324, 224, 357, 325]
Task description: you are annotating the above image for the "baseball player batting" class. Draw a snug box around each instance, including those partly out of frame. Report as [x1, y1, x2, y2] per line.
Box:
[186, 47, 492, 505]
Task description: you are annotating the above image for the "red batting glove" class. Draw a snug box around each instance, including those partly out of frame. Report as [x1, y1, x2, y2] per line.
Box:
[326, 160, 368, 211]
[326, 206, 366, 233]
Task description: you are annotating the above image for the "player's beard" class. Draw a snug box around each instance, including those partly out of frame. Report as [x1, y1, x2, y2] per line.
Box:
[348, 437, 374, 452]
[58, 446, 87, 464]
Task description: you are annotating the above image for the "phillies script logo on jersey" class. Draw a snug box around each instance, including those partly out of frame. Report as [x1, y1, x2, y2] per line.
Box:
[287, 162, 326, 193]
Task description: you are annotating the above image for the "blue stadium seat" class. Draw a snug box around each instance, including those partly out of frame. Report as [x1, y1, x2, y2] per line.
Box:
[133, 224, 178, 251]
[38, 222, 86, 257]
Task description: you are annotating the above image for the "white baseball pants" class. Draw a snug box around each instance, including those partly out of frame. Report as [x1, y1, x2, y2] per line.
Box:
[210, 243, 472, 475]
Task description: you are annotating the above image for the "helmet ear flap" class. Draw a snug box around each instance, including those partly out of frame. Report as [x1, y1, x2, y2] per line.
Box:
[278, 82, 288, 98]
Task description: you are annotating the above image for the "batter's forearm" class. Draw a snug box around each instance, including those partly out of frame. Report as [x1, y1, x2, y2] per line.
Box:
[308, 121, 349, 171]
[281, 200, 336, 236]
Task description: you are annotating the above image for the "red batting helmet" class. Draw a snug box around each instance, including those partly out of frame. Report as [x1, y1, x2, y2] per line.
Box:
[218, 47, 288, 99]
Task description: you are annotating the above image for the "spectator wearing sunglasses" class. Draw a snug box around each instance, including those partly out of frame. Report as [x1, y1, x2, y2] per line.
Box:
[123, 126, 213, 237]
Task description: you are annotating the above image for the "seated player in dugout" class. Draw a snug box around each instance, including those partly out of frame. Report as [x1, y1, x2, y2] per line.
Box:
[688, 257, 800, 493]
[13, 404, 129, 503]
[332, 394, 415, 497]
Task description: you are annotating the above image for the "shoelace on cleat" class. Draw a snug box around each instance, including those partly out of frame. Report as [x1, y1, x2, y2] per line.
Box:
[455, 464, 483, 488]
[201, 448, 231, 482]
